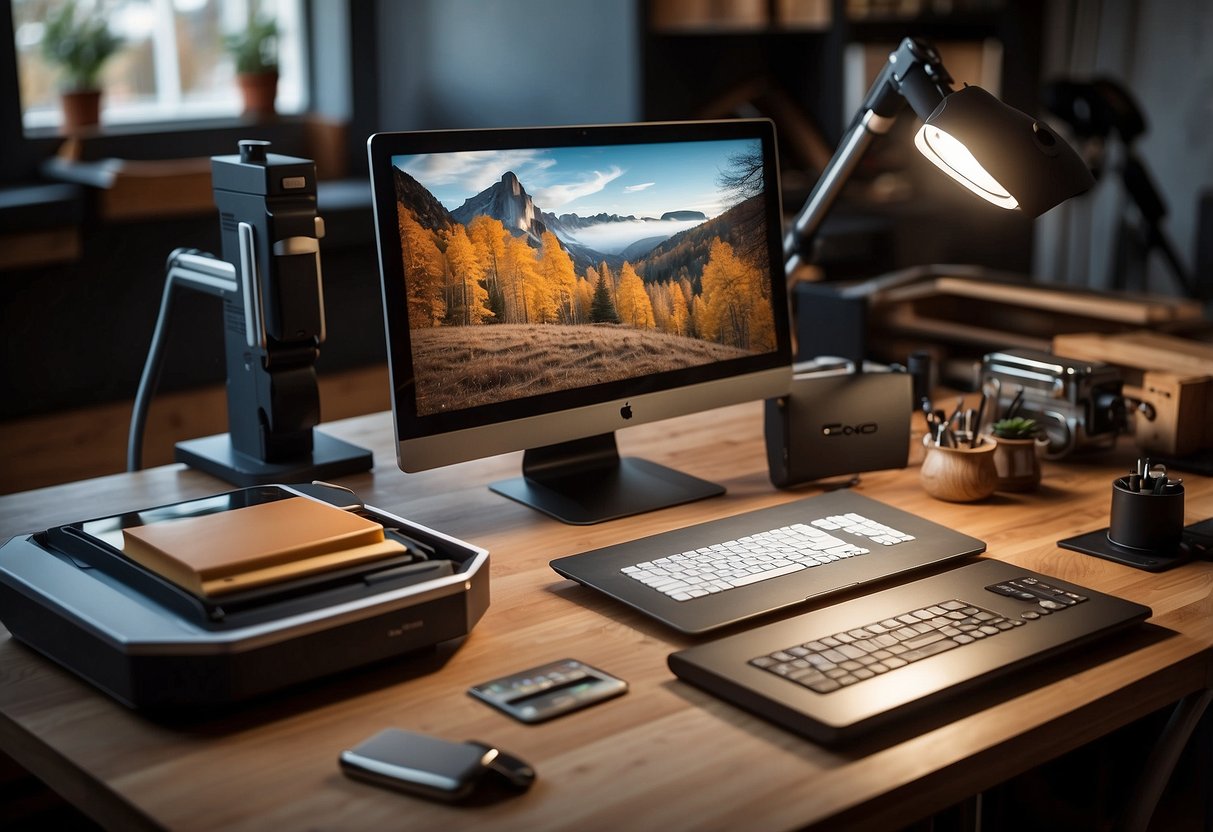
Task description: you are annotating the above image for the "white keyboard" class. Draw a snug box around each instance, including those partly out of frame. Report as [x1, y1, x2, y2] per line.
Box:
[620, 513, 915, 602]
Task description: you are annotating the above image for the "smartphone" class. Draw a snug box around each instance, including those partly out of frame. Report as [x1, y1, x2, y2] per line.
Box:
[339, 729, 533, 802]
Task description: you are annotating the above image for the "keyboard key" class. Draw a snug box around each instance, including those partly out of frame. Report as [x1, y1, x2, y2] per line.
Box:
[900, 639, 959, 662]
[727, 562, 804, 588]
[903, 632, 947, 650]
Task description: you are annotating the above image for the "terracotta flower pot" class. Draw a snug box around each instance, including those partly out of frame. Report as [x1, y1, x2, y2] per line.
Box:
[60, 89, 102, 133]
[991, 436, 1042, 492]
[237, 71, 279, 117]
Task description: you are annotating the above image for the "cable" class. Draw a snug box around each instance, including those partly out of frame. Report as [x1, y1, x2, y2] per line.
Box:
[127, 249, 191, 472]
[126, 247, 242, 471]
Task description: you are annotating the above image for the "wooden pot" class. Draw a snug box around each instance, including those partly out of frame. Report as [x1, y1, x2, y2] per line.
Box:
[920, 437, 998, 502]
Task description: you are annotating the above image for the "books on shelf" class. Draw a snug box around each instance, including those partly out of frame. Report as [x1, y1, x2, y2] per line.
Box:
[120, 496, 406, 597]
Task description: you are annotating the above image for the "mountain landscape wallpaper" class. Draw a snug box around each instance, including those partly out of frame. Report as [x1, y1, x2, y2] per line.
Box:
[390, 139, 777, 415]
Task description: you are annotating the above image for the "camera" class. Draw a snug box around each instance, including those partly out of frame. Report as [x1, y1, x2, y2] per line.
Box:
[981, 348, 1126, 459]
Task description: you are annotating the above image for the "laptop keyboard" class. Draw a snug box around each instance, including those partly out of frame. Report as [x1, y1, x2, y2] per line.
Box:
[619, 512, 914, 602]
[748, 578, 1089, 693]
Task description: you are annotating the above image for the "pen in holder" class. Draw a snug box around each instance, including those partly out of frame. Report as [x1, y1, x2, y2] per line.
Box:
[1108, 475, 1184, 552]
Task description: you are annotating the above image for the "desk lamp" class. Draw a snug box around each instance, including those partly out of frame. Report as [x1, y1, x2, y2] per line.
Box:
[784, 37, 1095, 276]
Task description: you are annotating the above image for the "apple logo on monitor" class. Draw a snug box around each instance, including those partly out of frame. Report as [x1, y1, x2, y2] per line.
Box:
[620, 402, 633, 420]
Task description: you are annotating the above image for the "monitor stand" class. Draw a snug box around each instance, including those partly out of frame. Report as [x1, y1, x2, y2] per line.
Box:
[490, 433, 724, 525]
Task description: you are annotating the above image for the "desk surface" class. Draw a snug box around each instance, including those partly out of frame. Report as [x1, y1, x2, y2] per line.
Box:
[2, 403, 1211, 831]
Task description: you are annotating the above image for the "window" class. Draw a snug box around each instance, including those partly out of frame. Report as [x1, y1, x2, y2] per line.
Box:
[11, 0, 307, 131]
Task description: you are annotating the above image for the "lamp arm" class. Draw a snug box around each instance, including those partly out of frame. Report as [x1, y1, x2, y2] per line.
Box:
[782, 112, 890, 278]
[784, 37, 956, 278]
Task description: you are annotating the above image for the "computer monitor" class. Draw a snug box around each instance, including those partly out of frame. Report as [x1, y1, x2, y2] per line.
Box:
[367, 120, 792, 524]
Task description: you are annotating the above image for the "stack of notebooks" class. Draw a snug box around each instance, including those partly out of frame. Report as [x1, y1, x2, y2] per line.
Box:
[120, 497, 407, 598]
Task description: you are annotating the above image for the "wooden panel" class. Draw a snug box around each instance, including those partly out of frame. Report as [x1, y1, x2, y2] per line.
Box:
[0, 229, 81, 270]
[0, 365, 389, 494]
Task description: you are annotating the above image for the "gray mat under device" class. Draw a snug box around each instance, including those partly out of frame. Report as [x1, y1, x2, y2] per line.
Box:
[669, 558, 1151, 744]
[549, 490, 984, 634]
[0, 484, 489, 710]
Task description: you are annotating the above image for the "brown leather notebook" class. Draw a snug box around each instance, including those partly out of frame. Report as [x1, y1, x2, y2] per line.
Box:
[121, 497, 405, 597]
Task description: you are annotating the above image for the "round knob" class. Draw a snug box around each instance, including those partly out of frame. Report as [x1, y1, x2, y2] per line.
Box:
[239, 139, 271, 163]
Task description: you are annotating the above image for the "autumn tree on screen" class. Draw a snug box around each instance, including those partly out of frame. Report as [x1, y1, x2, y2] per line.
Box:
[576, 267, 599, 322]
[669, 279, 690, 335]
[698, 238, 774, 351]
[539, 231, 578, 324]
[399, 208, 446, 328]
[445, 224, 492, 325]
[468, 215, 508, 321]
[616, 262, 656, 329]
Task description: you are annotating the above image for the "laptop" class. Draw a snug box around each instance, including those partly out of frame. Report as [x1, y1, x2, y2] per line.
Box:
[668, 558, 1152, 744]
[550, 490, 985, 634]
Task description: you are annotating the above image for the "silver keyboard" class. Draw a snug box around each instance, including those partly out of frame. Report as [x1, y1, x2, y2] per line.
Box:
[620, 512, 915, 602]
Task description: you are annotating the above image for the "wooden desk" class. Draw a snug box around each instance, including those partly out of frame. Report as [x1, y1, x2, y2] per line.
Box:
[2, 403, 1211, 831]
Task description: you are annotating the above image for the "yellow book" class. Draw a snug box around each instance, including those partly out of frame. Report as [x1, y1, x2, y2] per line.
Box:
[121, 497, 406, 597]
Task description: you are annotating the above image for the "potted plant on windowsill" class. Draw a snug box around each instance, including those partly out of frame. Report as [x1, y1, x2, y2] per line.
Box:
[225, 13, 279, 117]
[41, 0, 123, 133]
[990, 417, 1043, 492]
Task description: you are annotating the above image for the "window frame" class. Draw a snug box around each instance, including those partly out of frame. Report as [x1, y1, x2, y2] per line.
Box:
[0, 0, 377, 185]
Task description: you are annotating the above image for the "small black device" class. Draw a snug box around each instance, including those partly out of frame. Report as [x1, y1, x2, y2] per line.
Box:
[764, 359, 911, 488]
[339, 728, 535, 802]
[468, 658, 628, 723]
[981, 348, 1125, 459]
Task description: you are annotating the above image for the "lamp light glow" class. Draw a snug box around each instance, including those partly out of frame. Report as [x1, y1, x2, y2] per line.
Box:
[914, 124, 1018, 209]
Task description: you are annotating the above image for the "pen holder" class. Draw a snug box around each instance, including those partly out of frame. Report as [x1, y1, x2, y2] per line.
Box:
[920, 437, 998, 502]
[1108, 478, 1184, 551]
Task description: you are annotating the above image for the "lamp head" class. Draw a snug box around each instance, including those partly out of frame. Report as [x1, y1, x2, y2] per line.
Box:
[913, 85, 1095, 217]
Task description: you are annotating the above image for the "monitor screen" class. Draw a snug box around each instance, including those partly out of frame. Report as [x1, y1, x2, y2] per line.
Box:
[368, 120, 792, 523]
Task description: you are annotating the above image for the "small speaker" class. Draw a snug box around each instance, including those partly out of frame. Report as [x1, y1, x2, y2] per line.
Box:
[764, 366, 912, 488]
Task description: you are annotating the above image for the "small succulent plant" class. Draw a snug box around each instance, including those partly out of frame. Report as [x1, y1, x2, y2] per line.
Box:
[991, 417, 1039, 440]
